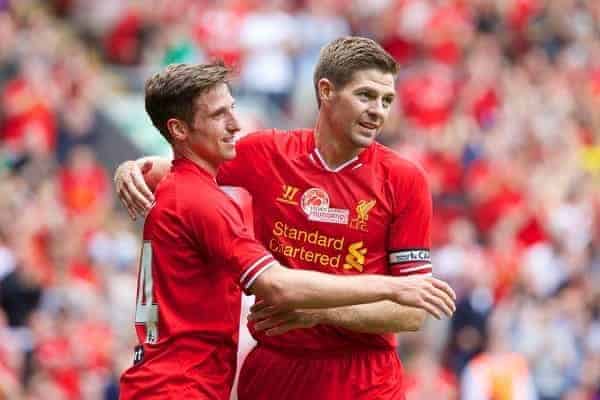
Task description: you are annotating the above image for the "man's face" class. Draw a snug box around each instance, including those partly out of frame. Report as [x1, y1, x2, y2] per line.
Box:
[325, 69, 396, 149]
[185, 83, 240, 166]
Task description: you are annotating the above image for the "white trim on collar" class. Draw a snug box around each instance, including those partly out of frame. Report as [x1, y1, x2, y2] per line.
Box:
[313, 148, 359, 173]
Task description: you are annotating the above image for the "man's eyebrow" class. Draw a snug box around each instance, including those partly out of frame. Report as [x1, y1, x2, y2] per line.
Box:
[209, 106, 227, 116]
[208, 102, 234, 117]
[353, 86, 376, 92]
[353, 86, 396, 98]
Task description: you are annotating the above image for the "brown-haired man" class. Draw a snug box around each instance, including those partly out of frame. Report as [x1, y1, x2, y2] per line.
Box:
[116, 38, 454, 400]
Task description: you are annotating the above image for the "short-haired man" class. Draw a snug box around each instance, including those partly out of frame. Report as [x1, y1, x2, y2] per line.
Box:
[118, 61, 455, 399]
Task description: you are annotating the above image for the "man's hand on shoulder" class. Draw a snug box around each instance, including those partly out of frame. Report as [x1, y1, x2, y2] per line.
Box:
[114, 159, 155, 220]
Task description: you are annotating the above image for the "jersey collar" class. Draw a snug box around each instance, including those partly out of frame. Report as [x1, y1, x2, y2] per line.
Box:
[308, 142, 375, 173]
[172, 157, 217, 183]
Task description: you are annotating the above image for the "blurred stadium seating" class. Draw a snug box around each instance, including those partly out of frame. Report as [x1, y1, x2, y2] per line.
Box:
[0, 0, 599, 399]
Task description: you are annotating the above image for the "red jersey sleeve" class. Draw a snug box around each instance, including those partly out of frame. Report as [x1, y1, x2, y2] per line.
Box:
[217, 130, 277, 189]
[181, 194, 276, 292]
[388, 162, 433, 276]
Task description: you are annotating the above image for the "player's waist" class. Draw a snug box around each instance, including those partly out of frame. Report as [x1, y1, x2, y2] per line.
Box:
[139, 332, 238, 356]
[252, 327, 395, 354]
[255, 341, 396, 359]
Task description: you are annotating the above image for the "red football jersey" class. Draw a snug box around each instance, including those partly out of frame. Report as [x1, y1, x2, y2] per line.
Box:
[218, 129, 433, 351]
[120, 158, 275, 399]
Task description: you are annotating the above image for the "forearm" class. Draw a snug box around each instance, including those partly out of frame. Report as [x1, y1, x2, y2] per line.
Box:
[318, 301, 427, 334]
[136, 156, 171, 191]
[251, 265, 394, 310]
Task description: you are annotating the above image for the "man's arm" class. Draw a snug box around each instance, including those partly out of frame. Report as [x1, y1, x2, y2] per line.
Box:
[114, 157, 170, 219]
[249, 300, 427, 336]
[248, 264, 455, 319]
[318, 302, 427, 333]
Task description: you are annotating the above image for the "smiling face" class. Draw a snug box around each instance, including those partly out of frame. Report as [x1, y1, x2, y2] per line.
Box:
[167, 82, 240, 171]
[322, 68, 396, 150]
[145, 63, 237, 172]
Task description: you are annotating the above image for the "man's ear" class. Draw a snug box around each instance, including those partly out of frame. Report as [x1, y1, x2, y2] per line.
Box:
[317, 78, 335, 105]
[166, 118, 188, 142]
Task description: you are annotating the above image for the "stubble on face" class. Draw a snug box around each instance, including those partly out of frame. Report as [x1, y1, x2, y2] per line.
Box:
[330, 69, 396, 150]
[188, 83, 240, 165]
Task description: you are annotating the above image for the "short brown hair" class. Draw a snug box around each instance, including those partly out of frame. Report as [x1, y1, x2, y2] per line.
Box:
[145, 62, 230, 142]
[313, 37, 399, 107]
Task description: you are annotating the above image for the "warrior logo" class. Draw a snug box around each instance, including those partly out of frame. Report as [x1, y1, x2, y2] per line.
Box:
[277, 184, 300, 205]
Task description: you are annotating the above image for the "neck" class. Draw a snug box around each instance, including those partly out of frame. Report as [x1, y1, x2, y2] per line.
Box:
[173, 147, 218, 176]
[314, 111, 362, 169]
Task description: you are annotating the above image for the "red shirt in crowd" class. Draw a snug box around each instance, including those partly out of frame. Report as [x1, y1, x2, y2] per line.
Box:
[0, 78, 56, 154]
[399, 69, 457, 130]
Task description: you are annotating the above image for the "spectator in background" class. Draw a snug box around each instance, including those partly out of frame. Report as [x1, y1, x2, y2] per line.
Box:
[0, 11, 17, 82]
[461, 323, 538, 400]
[191, 0, 244, 67]
[239, 0, 297, 112]
[404, 350, 458, 400]
[58, 145, 109, 219]
[0, 1, 599, 399]
[0, 59, 57, 162]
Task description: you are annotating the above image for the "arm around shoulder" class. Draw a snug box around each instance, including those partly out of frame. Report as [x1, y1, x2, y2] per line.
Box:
[248, 264, 456, 317]
[135, 156, 172, 192]
[248, 264, 395, 310]
[318, 301, 428, 334]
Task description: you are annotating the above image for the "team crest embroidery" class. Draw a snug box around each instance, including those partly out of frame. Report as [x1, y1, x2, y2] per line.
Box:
[300, 188, 349, 225]
[350, 199, 376, 232]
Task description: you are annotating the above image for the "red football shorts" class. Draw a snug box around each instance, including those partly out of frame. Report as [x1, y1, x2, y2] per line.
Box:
[119, 339, 236, 400]
[237, 345, 405, 400]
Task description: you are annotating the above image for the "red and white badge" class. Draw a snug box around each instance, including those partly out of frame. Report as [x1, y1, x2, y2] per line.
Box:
[301, 188, 330, 214]
[301, 188, 349, 225]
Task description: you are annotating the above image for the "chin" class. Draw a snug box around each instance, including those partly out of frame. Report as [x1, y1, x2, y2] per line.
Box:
[223, 149, 236, 160]
[351, 134, 375, 148]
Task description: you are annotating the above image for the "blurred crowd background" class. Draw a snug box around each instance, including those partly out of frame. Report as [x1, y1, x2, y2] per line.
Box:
[0, 0, 599, 399]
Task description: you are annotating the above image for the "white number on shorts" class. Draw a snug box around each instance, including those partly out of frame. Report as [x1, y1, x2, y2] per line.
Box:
[135, 241, 159, 344]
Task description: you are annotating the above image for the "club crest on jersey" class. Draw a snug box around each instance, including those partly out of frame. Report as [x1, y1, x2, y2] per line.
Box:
[301, 188, 349, 225]
[350, 199, 376, 232]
